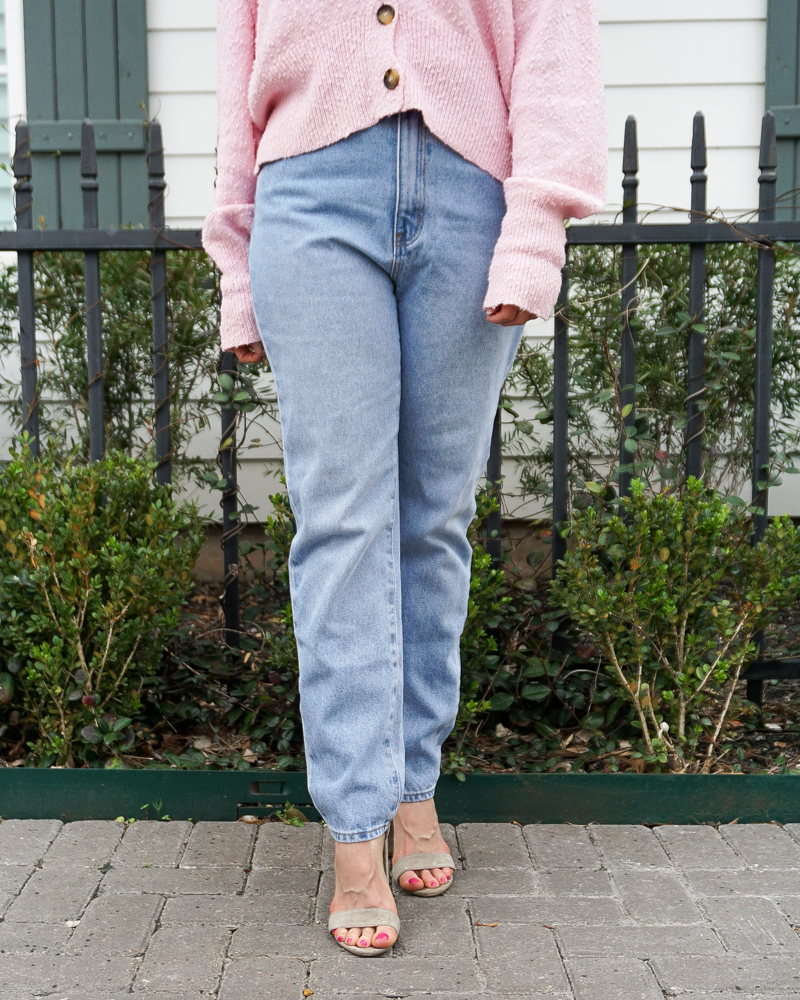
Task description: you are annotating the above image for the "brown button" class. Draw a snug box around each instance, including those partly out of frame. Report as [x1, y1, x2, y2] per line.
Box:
[384, 68, 400, 90]
[377, 5, 395, 23]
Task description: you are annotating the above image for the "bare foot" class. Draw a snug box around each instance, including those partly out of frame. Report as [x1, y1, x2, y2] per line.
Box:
[392, 799, 454, 893]
[329, 835, 398, 951]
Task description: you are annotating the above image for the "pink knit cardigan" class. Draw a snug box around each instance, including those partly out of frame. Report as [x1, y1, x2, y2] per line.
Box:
[203, 0, 607, 351]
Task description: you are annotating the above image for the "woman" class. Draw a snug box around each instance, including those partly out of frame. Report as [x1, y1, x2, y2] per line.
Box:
[204, 0, 606, 956]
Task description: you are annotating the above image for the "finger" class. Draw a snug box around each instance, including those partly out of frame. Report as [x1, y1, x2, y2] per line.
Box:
[485, 304, 517, 325]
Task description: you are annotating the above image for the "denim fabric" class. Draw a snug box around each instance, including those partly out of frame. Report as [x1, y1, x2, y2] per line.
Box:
[249, 112, 523, 841]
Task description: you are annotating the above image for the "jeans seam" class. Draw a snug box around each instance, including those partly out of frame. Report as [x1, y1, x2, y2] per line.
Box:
[386, 465, 403, 811]
[402, 115, 427, 249]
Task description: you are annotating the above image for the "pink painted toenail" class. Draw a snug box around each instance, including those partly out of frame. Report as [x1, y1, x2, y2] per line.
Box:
[375, 933, 389, 941]
[447, 874, 452, 880]
[439, 877, 447, 883]
[408, 877, 422, 885]
[337, 936, 344, 941]
[358, 939, 369, 947]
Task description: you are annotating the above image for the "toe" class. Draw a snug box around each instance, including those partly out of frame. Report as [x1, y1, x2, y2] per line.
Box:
[357, 927, 375, 949]
[431, 867, 449, 885]
[372, 924, 397, 949]
[344, 926, 361, 947]
[420, 868, 440, 889]
[399, 869, 426, 892]
[331, 926, 349, 943]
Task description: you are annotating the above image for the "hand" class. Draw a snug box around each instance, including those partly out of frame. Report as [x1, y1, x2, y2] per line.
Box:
[232, 341, 266, 364]
[486, 304, 537, 327]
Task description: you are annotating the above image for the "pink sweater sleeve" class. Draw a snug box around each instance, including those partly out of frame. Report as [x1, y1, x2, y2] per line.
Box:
[202, 0, 262, 351]
[484, 0, 607, 319]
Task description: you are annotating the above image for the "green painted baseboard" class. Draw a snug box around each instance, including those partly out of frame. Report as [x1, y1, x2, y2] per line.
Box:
[1, 771, 800, 825]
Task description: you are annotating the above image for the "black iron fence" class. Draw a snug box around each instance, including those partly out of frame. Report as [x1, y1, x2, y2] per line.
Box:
[5, 113, 800, 705]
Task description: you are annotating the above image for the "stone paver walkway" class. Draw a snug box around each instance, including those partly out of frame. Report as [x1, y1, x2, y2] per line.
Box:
[2, 819, 800, 998]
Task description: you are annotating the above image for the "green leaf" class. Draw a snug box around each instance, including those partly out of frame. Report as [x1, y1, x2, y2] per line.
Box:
[489, 692, 515, 712]
[624, 438, 639, 453]
[218, 373, 235, 392]
[621, 403, 633, 418]
[522, 683, 551, 702]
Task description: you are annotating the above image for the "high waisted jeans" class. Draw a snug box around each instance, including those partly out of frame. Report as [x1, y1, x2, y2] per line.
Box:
[249, 112, 523, 841]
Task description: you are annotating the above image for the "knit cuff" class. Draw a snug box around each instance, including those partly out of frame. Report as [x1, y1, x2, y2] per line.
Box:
[484, 179, 568, 320]
[219, 275, 262, 352]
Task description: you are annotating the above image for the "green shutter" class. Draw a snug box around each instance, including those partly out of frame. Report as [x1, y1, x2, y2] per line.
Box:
[766, 0, 800, 219]
[22, 0, 149, 229]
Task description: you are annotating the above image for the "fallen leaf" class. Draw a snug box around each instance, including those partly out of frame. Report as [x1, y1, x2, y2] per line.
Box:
[476, 922, 499, 927]
[303, 991, 314, 997]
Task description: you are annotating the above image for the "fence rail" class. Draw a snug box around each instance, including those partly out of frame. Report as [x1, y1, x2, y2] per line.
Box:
[8, 114, 800, 705]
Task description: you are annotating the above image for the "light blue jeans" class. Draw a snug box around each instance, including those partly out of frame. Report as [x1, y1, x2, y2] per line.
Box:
[250, 112, 522, 841]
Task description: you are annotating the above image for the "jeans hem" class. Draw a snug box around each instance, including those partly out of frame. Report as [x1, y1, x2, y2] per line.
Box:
[401, 788, 436, 803]
[328, 820, 392, 844]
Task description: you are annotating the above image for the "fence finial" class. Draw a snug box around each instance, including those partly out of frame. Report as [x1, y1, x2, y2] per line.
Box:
[148, 120, 166, 231]
[759, 112, 777, 221]
[622, 116, 638, 220]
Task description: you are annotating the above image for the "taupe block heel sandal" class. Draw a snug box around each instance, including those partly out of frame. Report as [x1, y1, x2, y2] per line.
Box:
[328, 836, 399, 957]
[390, 827, 456, 898]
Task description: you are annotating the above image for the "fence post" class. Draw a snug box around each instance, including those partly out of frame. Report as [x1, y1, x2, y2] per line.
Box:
[220, 350, 240, 649]
[685, 112, 707, 480]
[148, 121, 172, 485]
[13, 122, 39, 456]
[551, 264, 570, 575]
[486, 406, 502, 565]
[748, 110, 778, 708]
[81, 121, 104, 462]
[619, 116, 639, 500]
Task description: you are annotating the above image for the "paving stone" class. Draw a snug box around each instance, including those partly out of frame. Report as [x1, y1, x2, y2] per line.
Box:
[778, 896, 800, 923]
[537, 869, 615, 897]
[393, 901, 473, 957]
[702, 895, 800, 954]
[557, 924, 723, 957]
[43, 820, 124, 868]
[112, 820, 192, 868]
[651, 954, 800, 992]
[566, 955, 664, 1000]
[469, 895, 629, 926]
[67, 893, 163, 956]
[0, 953, 138, 991]
[612, 870, 704, 924]
[589, 825, 672, 869]
[439, 823, 461, 867]
[394, 889, 470, 919]
[0, 819, 62, 865]
[246, 866, 320, 894]
[524, 824, 603, 871]
[322, 827, 336, 870]
[218, 956, 308, 1000]
[161, 890, 314, 925]
[687, 868, 800, 897]
[448, 866, 541, 896]
[456, 822, 531, 869]
[133, 924, 228, 994]
[252, 820, 323, 869]
[0, 865, 32, 917]
[654, 823, 746, 870]
[0, 921, 69, 955]
[309, 954, 481, 994]
[230, 923, 326, 959]
[316, 869, 336, 918]
[180, 820, 256, 868]
[721, 822, 800, 868]
[477, 924, 571, 993]
[99, 865, 244, 895]
[4, 866, 101, 922]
